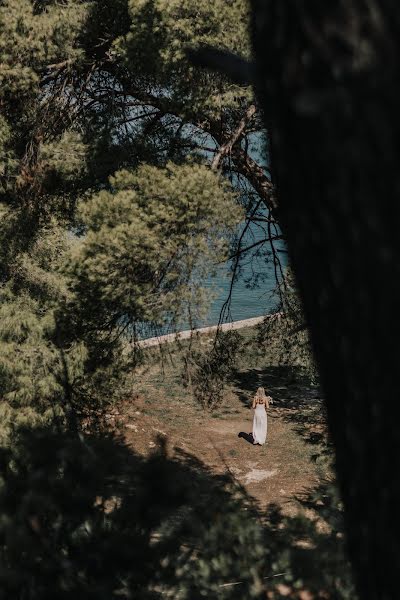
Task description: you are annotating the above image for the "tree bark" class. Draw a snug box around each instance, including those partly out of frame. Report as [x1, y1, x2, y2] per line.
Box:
[250, 1, 400, 598]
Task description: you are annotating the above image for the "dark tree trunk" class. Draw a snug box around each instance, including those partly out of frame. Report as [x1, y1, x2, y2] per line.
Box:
[250, 2, 400, 598]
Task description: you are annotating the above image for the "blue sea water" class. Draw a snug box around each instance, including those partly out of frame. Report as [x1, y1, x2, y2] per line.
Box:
[138, 226, 286, 339]
[204, 261, 280, 326]
[200, 226, 287, 327]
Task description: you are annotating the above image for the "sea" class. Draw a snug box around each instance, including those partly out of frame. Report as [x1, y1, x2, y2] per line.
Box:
[137, 222, 286, 340]
[201, 225, 287, 327]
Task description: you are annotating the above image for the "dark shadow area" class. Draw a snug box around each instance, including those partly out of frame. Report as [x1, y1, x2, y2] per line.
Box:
[0, 425, 264, 600]
[238, 431, 254, 444]
[0, 424, 355, 599]
[232, 365, 322, 409]
[260, 480, 356, 598]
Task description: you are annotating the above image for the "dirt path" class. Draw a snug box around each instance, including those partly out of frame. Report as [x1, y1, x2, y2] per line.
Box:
[116, 397, 321, 511]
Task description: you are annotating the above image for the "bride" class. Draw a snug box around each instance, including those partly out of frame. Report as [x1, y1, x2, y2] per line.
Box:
[252, 387, 273, 445]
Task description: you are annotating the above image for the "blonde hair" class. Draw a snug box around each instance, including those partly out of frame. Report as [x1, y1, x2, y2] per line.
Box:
[255, 387, 267, 399]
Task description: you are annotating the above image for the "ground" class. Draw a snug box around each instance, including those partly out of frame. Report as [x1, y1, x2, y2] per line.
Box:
[114, 327, 330, 513]
[115, 397, 326, 511]
[107, 328, 354, 597]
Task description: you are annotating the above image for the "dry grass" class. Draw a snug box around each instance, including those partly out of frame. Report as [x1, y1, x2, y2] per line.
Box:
[115, 326, 331, 511]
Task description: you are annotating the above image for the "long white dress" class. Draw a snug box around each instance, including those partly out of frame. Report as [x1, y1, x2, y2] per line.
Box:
[252, 403, 267, 445]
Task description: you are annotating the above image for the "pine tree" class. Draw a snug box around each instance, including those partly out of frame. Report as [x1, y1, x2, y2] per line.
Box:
[0, 0, 254, 432]
[0, 2, 279, 597]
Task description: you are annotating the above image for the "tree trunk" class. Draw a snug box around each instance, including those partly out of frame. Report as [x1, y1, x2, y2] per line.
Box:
[250, 2, 400, 598]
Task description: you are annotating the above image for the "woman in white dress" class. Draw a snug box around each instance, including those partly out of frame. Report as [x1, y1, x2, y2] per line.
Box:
[252, 387, 273, 445]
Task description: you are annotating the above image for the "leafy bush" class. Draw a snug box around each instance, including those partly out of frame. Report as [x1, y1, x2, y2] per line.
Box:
[258, 270, 318, 382]
[191, 331, 243, 409]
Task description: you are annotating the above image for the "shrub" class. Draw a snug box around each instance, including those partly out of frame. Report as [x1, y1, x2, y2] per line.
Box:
[191, 331, 243, 410]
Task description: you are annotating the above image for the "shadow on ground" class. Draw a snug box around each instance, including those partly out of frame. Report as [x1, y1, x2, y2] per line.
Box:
[0, 420, 355, 599]
[232, 365, 321, 408]
[238, 431, 254, 444]
[0, 425, 265, 599]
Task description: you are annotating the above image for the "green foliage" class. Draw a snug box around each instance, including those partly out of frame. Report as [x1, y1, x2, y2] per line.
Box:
[6, 223, 72, 302]
[0, 0, 85, 87]
[115, 0, 252, 116]
[68, 162, 241, 335]
[258, 270, 318, 382]
[0, 287, 89, 443]
[260, 485, 356, 599]
[190, 331, 243, 409]
[0, 0, 248, 432]
[0, 0, 88, 211]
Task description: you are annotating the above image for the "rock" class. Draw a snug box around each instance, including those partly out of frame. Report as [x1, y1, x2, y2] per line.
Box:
[152, 427, 167, 436]
[125, 423, 138, 431]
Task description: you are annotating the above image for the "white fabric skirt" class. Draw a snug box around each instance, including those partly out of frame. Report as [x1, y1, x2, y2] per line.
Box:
[252, 405, 267, 445]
